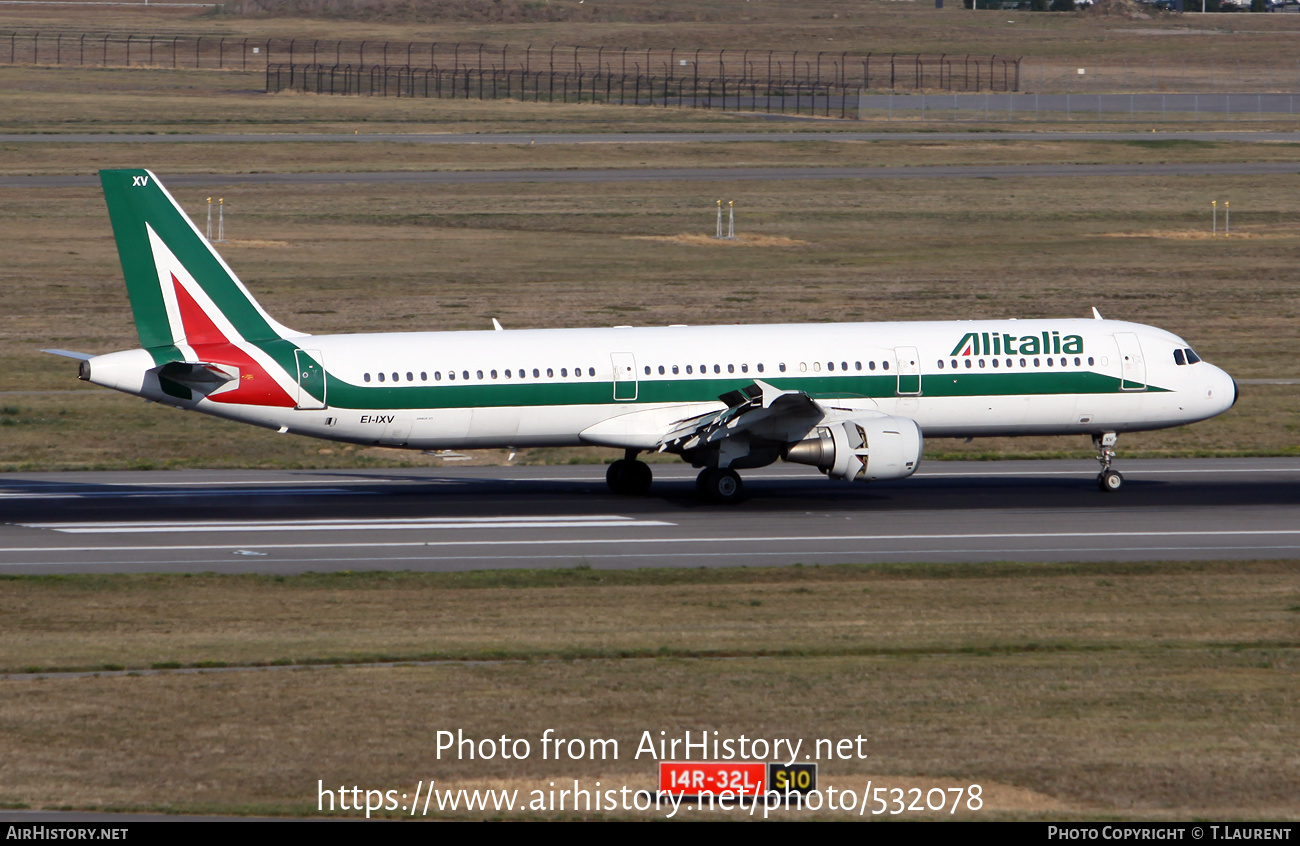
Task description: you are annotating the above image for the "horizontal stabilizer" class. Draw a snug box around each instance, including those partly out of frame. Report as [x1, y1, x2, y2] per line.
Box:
[41, 349, 95, 361]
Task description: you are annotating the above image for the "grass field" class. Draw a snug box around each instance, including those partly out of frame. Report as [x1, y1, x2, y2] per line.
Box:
[0, 561, 1295, 819]
[3, 151, 1297, 469]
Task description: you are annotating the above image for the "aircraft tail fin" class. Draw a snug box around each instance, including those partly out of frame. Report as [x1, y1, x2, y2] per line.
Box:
[99, 169, 304, 351]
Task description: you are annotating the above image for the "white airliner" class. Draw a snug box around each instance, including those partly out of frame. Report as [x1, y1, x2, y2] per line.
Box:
[48, 169, 1238, 501]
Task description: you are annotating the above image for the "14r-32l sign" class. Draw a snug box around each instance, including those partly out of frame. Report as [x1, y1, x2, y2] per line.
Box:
[658, 762, 817, 797]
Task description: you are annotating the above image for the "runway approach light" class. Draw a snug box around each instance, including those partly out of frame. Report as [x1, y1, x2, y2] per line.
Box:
[714, 199, 737, 240]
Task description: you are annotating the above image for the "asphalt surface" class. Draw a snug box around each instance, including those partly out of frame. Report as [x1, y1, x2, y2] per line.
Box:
[1, 458, 1297, 574]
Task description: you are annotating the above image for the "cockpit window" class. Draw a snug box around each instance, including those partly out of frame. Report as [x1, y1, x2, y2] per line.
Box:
[1185, 348, 1201, 364]
[1173, 349, 1186, 366]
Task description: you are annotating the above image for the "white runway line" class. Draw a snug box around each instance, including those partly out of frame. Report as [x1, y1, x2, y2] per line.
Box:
[4, 528, 1300, 554]
[20, 515, 677, 534]
[0, 487, 364, 500]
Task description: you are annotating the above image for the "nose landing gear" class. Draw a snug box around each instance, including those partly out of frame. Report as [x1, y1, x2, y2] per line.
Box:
[1093, 433, 1123, 492]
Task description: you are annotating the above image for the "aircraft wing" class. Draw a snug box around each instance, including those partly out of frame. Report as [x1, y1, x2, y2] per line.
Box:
[656, 379, 824, 452]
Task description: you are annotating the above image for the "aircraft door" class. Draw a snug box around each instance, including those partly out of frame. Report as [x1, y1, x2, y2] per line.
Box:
[294, 349, 327, 409]
[895, 346, 922, 396]
[611, 352, 638, 401]
[1114, 332, 1147, 391]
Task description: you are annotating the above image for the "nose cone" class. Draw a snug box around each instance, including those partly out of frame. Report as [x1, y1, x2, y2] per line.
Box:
[1206, 365, 1237, 418]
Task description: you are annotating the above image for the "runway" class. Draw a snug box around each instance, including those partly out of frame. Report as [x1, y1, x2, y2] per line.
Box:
[1, 458, 1297, 574]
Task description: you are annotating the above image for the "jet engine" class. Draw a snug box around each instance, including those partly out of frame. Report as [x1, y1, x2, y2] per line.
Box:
[784, 416, 922, 482]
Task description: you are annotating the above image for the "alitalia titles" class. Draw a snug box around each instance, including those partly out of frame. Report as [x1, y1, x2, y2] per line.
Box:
[951, 331, 1084, 358]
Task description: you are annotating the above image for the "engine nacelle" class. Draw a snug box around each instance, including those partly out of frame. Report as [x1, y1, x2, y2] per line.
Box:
[784, 416, 923, 482]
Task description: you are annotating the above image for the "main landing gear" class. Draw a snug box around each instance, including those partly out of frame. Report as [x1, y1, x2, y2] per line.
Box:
[1093, 432, 1123, 492]
[695, 467, 744, 504]
[606, 450, 653, 496]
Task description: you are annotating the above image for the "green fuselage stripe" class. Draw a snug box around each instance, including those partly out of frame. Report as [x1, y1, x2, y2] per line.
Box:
[274, 365, 1163, 411]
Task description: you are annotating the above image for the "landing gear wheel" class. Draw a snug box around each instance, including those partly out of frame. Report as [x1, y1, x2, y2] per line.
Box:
[1092, 433, 1122, 493]
[606, 459, 652, 496]
[697, 467, 744, 504]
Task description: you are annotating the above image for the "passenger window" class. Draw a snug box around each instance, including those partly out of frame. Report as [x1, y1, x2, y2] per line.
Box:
[491, 370, 499, 379]
[644, 366, 651, 375]
[979, 359, 986, 369]
[992, 359, 999, 368]
[505, 369, 512, 378]
[938, 360, 944, 369]
[813, 362, 821, 372]
[841, 362, 848, 371]
[658, 366, 665, 375]
[462, 371, 469, 380]
[799, 363, 807, 372]
[364, 373, 371, 383]
[1020, 358, 1026, 368]
[447, 372, 454, 381]
[951, 359, 958, 369]
[672, 365, 679, 375]
[727, 364, 735, 374]
[882, 361, 890, 371]
[686, 365, 693, 374]
[406, 372, 413, 381]
[435, 371, 442, 381]
[855, 361, 862, 371]
[868, 361, 876, 371]
[1046, 358, 1053, 367]
[547, 368, 554, 378]
[778, 363, 786, 372]
[756, 363, 764, 373]
[378, 372, 385, 382]
[1006, 359, 1012, 368]
[562, 368, 568, 377]
[741, 364, 748, 373]
[827, 362, 835, 372]
[1087, 357, 1094, 366]
[1074, 357, 1081, 366]
[421, 372, 427, 381]
[964, 360, 972, 369]
[533, 368, 540, 378]
[714, 364, 721, 374]
[1034, 358, 1040, 367]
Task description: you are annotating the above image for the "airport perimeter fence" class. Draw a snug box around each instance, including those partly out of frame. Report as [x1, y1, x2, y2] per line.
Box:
[2, 30, 1020, 93]
[268, 63, 917, 118]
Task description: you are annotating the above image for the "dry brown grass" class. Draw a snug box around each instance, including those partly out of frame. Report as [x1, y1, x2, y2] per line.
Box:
[3, 563, 1296, 672]
[626, 233, 809, 247]
[0, 562, 1296, 818]
[3, 162, 1298, 469]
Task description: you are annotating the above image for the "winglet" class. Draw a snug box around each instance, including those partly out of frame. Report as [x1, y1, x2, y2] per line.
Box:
[492, 318, 504, 331]
[1091, 307, 1103, 320]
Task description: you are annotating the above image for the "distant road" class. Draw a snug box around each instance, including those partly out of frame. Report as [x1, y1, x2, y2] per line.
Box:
[1, 130, 1298, 144]
[5, 161, 1300, 189]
